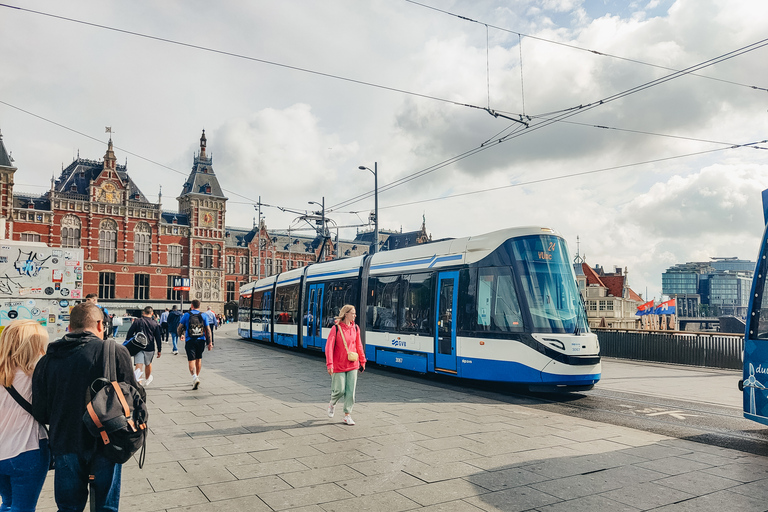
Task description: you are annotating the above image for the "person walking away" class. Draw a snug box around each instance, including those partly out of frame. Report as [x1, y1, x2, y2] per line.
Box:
[159, 308, 170, 343]
[85, 293, 111, 340]
[178, 300, 212, 390]
[0, 320, 50, 512]
[32, 302, 142, 512]
[325, 304, 366, 426]
[167, 305, 182, 355]
[125, 306, 162, 386]
[110, 314, 122, 339]
[203, 307, 218, 347]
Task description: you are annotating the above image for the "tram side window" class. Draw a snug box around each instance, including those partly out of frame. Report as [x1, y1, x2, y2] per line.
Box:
[476, 267, 524, 332]
[323, 279, 359, 327]
[401, 273, 432, 334]
[251, 291, 263, 322]
[239, 294, 251, 322]
[274, 284, 299, 325]
[367, 275, 400, 331]
[750, 258, 768, 339]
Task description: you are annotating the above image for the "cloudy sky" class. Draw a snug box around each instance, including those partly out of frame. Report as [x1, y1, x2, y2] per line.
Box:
[2, 0, 768, 300]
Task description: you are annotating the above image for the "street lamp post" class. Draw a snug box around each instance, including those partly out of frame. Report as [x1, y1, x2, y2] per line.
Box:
[308, 197, 326, 262]
[358, 162, 378, 254]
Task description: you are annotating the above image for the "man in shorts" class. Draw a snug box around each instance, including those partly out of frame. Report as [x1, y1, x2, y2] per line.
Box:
[177, 299, 212, 390]
[125, 306, 162, 386]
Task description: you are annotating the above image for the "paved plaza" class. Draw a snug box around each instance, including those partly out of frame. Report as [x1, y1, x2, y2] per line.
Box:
[34, 325, 768, 511]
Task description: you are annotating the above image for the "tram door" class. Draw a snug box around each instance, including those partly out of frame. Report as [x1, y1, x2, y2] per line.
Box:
[305, 284, 324, 349]
[435, 271, 458, 373]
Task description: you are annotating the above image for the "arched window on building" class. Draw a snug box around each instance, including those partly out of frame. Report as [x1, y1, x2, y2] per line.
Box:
[202, 244, 213, 269]
[61, 215, 81, 248]
[134, 222, 151, 265]
[98, 219, 117, 263]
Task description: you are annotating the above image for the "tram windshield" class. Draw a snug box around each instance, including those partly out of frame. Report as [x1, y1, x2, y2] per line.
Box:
[749, 255, 768, 339]
[510, 235, 588, 334]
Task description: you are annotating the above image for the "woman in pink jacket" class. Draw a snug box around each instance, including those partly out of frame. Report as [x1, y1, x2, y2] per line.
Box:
[325, 304, 366, 425]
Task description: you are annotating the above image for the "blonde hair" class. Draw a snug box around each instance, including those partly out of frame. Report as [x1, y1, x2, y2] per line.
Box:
[0, 320, 49, 387]
[335, 304, 356, 323]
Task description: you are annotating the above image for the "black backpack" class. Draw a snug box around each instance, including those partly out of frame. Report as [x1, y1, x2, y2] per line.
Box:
[83, 339, 148, 467]
[188, 312, 205, 341]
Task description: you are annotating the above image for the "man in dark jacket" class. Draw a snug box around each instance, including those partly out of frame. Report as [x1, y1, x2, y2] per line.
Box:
[125, 306, 163, 386]
[167, 305, 182, 355]
[32, 302, 142, 512]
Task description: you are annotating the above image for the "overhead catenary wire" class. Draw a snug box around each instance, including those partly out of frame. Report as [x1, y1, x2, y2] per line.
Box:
[3, 3, 766, 225]
[404, 0, 768, 93]
[369, 140, 768, 212]
[328, 36, 768, 212]
[0, 3, 507, 118]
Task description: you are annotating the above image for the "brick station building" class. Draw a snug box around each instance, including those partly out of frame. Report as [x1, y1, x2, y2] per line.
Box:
[0, 129, 431, 316]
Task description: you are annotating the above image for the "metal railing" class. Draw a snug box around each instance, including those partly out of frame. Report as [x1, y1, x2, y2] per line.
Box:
[594, 328, 743, 370]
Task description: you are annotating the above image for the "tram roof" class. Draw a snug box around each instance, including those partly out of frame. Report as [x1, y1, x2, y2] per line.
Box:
[305, 255, 364, 282]
[368, 226, 558, 273]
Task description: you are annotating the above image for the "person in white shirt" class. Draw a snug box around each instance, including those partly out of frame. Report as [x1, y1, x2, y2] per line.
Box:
[0, 320, 50, 512]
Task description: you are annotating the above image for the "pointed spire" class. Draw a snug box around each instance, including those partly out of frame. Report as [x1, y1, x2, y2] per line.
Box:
[103, 138, 117, 171]
[199, 129, 207, 159]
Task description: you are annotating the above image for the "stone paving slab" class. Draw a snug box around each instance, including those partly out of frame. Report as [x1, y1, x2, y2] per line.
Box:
[33, 325, 768, 511]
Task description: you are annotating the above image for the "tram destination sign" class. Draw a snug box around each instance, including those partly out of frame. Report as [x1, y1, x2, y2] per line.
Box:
[172, 277, 190, 291]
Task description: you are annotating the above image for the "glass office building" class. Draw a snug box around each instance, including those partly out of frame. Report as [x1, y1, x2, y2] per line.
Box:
[661, 258, 754, 318]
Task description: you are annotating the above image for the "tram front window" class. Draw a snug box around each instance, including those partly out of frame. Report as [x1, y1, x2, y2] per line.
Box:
[510, 235, 588, 334]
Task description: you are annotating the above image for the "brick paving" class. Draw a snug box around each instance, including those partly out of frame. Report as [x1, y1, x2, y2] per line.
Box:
[34, 324, 768, 511]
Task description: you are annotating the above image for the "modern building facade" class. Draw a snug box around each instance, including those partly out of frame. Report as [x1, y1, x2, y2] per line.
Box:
[661, 257, 754, 318]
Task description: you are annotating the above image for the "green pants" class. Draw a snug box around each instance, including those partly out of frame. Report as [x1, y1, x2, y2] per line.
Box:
[330, 369, 358, 414]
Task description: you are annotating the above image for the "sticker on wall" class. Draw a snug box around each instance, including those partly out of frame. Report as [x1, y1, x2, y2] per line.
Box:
[59, 300, 69, 308]
[52, 269, 63, 282]
[70, 290, 81, 299]
[44, 287, 54, 295]
[8, 310, 17, 319]
[31, 308, 40, 316]
[52, 258, 59, 264]
[52, 250, 62, 257]
[26, 299, 35, 307]
[60, 288, 70, 297]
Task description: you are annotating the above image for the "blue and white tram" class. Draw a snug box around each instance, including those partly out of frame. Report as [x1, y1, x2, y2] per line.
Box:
[239, 226, 600, 390]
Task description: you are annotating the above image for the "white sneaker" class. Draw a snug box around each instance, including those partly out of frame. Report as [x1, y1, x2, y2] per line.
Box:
[172, 350, 178, 355]
[327, 402, 335, 418]
[192, 375, 200, 390]
[343, 415, 355, 426]
[144, 375, 154, 386]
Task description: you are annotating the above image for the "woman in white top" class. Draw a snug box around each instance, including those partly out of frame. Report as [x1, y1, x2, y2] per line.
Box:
[0, 319, 50, 512]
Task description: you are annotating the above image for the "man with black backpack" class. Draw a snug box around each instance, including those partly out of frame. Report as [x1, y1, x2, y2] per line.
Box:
[125, 306, 163, 386]
[177, 299, 213, 390]
[32, 302, 143, 512]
